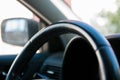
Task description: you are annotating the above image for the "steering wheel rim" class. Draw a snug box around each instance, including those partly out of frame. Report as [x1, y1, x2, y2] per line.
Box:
[6, 20, 120, 80]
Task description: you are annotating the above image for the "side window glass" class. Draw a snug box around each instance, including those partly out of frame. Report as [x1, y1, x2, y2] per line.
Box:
[0, 1, 42, 55]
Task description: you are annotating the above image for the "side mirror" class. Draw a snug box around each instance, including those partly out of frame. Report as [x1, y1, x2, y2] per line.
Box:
[1, 18, 39, 46]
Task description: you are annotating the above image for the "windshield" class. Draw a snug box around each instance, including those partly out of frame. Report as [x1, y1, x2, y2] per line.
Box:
[0, 0, 119, 55]
[64, 0, 119, 35]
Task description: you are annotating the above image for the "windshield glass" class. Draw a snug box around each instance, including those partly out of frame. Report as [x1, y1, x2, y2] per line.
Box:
[63, 0, 118, 35]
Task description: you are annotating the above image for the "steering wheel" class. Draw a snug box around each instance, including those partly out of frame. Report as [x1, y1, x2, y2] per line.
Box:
[6, 20, 120, 80]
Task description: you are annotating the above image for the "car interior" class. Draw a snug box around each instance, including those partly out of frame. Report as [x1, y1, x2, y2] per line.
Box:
[0, 0, 120, 80]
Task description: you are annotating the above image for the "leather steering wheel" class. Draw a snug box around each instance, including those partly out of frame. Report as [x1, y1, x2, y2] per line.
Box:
[6, 20, 120, 80]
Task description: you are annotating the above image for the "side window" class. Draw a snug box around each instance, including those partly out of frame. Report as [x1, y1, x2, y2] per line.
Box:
[0, 1, 44, 55]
